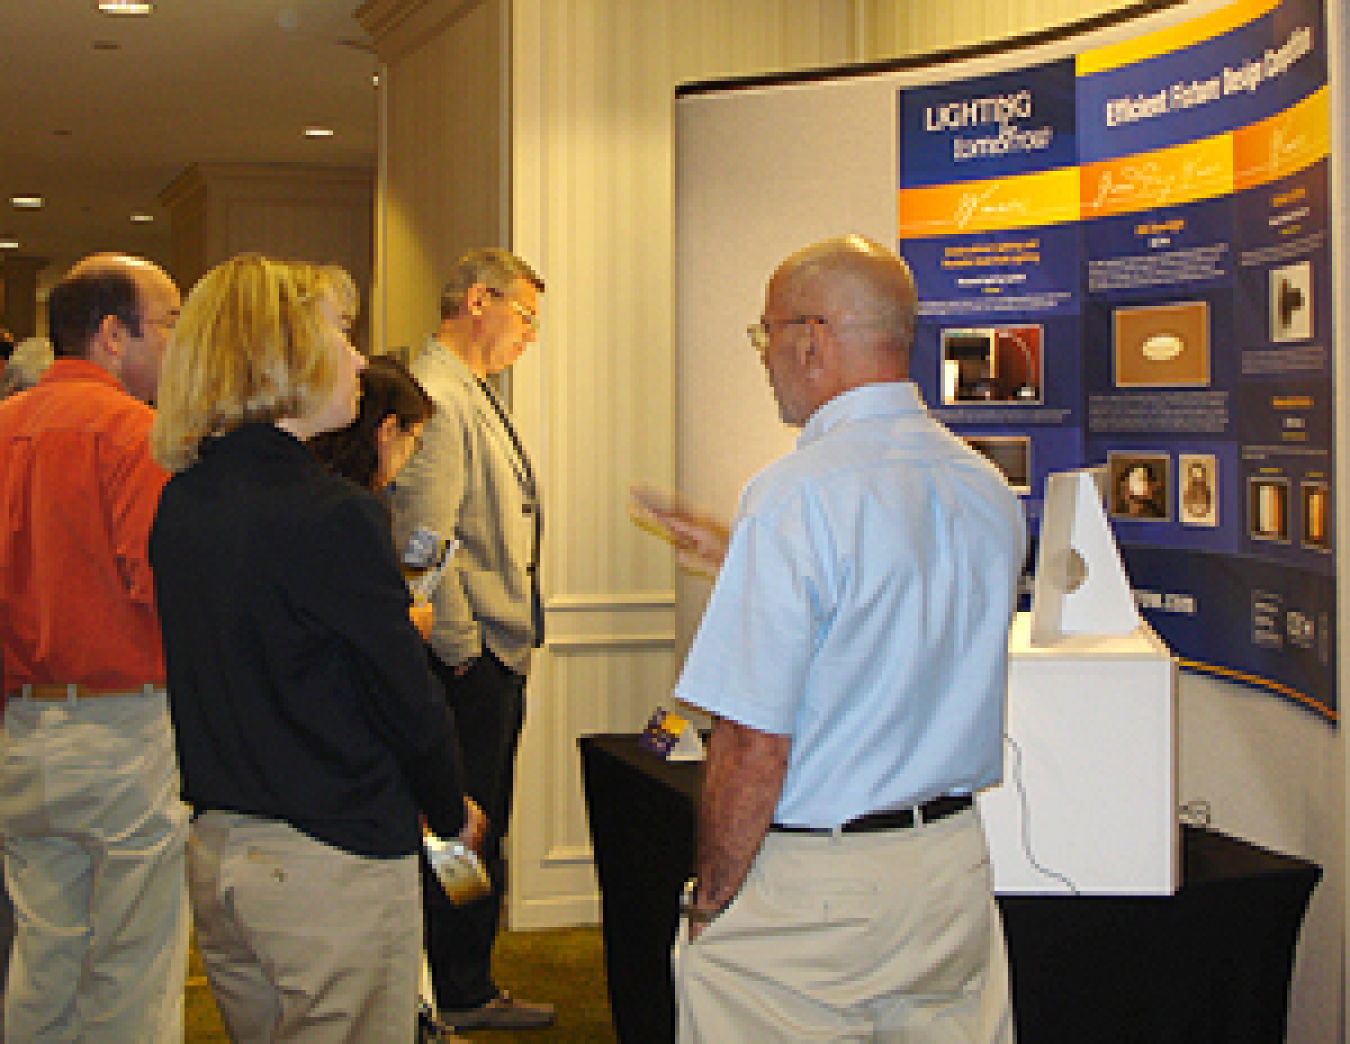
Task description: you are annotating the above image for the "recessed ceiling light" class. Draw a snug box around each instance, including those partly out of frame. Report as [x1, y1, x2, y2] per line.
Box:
[98, 1, 155, 14]
[0, 238, 20, 250]
[130, 213, 155, 224]
[303, 126, 336, 138]
[11, 197, 43, 209]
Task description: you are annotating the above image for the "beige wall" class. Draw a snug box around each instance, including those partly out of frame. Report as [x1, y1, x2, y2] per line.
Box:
[160, 162, 375, 349]
[362, 0, 509, 359]
[1, 255, 49, 341]
[508, 0, 866, 926]
[863, 0, 1130, 55]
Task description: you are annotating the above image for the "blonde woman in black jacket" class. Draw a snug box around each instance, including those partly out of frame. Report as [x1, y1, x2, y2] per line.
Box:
[149, 253, 483, 1043]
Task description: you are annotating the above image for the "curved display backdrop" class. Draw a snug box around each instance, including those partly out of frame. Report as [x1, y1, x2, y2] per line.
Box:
[676, 0, 1334, 722]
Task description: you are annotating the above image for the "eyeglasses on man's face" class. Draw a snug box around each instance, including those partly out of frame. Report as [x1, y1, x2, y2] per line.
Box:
[746, 316, 826, 354]
[136, 312, 178, 333]
[486, 287, 540, 332]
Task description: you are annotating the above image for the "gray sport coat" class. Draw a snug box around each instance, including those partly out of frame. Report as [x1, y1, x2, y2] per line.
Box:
[390, 337, 542, 676]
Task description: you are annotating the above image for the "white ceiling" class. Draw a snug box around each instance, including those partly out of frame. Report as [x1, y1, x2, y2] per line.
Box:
[0, 0, 378, 292]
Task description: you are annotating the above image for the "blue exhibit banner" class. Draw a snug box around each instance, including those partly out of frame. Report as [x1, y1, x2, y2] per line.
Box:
[898, 60, 1079, 187]
[1075, 0, 1325, 163]
[898, 0, 1335, 721]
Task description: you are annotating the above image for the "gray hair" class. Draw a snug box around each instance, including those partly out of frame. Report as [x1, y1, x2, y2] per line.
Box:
[439, 249, 544, 319]
[0, 337, 55, 398]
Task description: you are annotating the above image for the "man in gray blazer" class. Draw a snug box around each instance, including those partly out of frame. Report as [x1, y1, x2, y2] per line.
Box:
[390, 248, 553, 1032]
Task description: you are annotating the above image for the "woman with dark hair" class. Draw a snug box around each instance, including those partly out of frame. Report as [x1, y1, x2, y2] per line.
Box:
[311, 354, 435, 493]
[311, 355, 440, 643]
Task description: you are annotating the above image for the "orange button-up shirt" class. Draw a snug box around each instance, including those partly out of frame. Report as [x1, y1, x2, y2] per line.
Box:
[0, 358, 168, 694]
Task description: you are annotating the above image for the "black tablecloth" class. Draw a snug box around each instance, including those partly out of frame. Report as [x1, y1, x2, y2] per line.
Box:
[579, 733, 1321, 1044]
[580, 734, 697, 1044]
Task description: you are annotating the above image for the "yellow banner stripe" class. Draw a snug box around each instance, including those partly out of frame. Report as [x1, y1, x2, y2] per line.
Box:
[1178, 659, 1336, 721]
[1080, 132, 1234, 220]
[1233, 86, 1330, 191]
[898, 168, 1081, 238]
[1077, 0, 1281, 78]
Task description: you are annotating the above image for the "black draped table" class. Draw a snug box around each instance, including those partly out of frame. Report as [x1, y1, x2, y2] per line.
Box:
[579, 732, 1320, 1044]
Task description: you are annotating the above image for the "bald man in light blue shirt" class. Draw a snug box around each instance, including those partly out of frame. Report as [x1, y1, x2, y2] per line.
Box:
[666, 235, 1025, 1043]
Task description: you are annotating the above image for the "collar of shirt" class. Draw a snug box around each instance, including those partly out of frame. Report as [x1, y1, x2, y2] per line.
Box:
[34, 356, 127, 395]
[797, 381, 925, 450]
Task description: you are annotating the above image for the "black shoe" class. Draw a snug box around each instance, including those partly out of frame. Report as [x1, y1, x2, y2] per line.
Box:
[443, 991, 556, 1031]
[418, 999, 471, 1042]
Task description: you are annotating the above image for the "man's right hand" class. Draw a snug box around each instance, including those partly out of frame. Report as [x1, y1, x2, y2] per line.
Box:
[629, 483, 729, 577]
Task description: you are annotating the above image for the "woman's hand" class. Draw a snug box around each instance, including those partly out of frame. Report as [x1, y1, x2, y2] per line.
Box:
[458, 797, 488, 852]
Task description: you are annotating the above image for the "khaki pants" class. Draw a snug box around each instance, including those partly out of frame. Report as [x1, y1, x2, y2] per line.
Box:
[673, 808, 1015, 1043]
[1, 691, 189, 1044]
[191, 812, 421, 1043]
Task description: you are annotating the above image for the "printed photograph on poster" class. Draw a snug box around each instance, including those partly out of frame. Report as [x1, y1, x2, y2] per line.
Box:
[963, 435, 1031, 494]
[1179, 454, 1218, 527]
[1300, 480, 1330, 551]
[940, 326, 1042, 404]
[1270, 261, 1313, 343]
[1109, 452, 1170, 520]
[1113, 301, 1210, 388]
[1249, 476, 1291, 543]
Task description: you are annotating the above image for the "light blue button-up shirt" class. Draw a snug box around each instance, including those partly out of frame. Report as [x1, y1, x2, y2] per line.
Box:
[674, 381, 1026, 827]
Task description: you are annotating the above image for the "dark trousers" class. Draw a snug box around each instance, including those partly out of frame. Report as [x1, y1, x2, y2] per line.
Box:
[422, 648, 526, 1014]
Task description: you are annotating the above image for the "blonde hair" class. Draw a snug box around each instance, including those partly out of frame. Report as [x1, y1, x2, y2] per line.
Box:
[296, 264, 359, 320]
[152, 254, 338, 472]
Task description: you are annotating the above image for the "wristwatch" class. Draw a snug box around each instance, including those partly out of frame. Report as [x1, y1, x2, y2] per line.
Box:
[680, 877, 724, 926]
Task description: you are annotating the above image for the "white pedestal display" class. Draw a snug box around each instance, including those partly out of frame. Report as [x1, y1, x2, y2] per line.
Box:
[978, 613, 1178, 895]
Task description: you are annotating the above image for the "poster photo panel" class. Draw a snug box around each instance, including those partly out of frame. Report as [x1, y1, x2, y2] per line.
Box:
[676, 0, 1334, 715]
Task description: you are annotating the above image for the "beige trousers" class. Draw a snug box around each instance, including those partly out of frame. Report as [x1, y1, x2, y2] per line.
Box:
[673, 807, 1015, 1043]
[190, 812, 421, 1043]
[1, 692, 189, 1044]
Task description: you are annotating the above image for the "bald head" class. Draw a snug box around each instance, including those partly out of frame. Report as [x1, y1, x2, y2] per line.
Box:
[54, 253, 180, 402]
[771, 235, 917, 358]
[758, 235, 919, 426]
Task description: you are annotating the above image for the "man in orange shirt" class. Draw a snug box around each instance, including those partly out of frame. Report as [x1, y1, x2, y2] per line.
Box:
[0, 254, 187, 1042]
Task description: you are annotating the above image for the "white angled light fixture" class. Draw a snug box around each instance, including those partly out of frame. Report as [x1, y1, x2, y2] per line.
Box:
[303, 126, 335, 138]
[11, 197, 43, 209]
[0, 237, 20, 250]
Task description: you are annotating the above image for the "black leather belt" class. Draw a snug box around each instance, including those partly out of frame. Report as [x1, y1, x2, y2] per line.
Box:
[770, 794, 973, 834]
